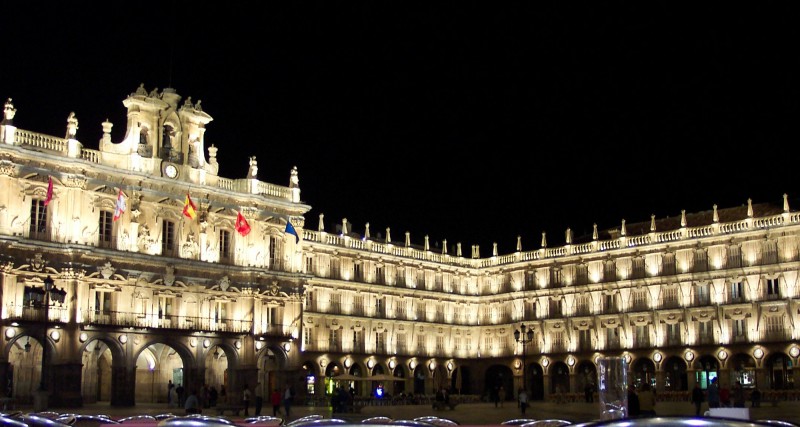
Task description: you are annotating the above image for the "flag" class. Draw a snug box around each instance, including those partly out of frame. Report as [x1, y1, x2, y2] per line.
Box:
[113, 190, 126, 221]
[182, 193, 197, 220]
[44, 176, 53, 206]
[285, 220, 300, 243]
[235, 211, 251, 236]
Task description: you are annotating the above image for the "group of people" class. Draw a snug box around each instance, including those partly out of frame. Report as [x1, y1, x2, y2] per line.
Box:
[169, 380, 226, 414]
[691, 378, 760, 416]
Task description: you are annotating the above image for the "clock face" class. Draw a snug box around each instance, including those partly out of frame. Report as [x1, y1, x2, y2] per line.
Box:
[165, 164, 178, 178]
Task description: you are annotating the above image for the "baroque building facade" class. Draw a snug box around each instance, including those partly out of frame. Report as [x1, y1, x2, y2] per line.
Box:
[0, 86, 797, 409]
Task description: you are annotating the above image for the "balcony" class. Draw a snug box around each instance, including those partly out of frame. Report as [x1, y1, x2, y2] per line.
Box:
[80, 309, 252, 333]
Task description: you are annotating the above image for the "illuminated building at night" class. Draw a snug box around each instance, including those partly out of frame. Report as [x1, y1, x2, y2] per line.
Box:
[0, 87, 797, 408]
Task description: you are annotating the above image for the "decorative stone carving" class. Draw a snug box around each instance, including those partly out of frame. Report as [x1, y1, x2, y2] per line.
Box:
[219, 276, 230, 292]
[99, 261, 115, 279]
[164, 265, 175, 286]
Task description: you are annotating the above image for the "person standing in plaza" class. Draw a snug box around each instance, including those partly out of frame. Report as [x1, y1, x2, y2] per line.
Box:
[498, 386, 506, 407]
[283, 383, 295, 419]
[732, 381, 746, 408]
[254, 382, 264, 416]
[518, 388, 529, 415]
[707, 378, 720, 408]
[271, 388, 282, 417]
[691, 383, 705, 416]
[242, 384, 252, 417]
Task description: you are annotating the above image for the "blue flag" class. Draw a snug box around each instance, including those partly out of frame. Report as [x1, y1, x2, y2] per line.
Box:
[285, 220, 300, 243]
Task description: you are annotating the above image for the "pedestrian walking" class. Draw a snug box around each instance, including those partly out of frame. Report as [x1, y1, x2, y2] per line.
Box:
[283, 383, 295, 419]
[691, 383, 705, 416]
[518, 388, 529, 415]
[242, 384, 252, 416]
[254, 382, 264, 416]
[707, 378, 720, 408]
[271, 388, 282, 416]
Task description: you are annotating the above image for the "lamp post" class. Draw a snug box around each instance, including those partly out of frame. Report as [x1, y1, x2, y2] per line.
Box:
[514, 324, 535, 394]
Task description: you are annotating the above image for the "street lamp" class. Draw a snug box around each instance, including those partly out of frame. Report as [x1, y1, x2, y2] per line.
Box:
[36, 276, 66, 407]
[514, 324, 535, 393]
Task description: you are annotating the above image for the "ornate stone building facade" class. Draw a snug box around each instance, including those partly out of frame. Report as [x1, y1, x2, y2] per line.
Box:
[0, 87, 797, 408]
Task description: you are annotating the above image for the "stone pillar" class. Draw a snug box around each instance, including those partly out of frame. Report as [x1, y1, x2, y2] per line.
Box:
[0, 362, 10, 397]
[111, 364, 135, 406]
[51, 363, 84, 407]
[543, 372, 552, 401]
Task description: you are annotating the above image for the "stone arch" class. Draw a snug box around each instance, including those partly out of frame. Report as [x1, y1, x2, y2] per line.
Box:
[79, 337, 122, 404]
[663, 355, 688, 391]
[256, 344, 289, 394]
[695, 354, 720, 389]
[764, 352, 791, 389]
[631, 357, 656, 388]
[576, 359, 597, 396]
[4, 332, 58, 404]
[132, 336, 196, 405]
[550, 361, 570, 393]
[528, 363, 544, 401]
[728, 352, 756, 388]
[485, 364, 514, 400]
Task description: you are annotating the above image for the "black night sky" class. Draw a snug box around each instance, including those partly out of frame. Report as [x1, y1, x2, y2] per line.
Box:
[2, 2, 799, 254]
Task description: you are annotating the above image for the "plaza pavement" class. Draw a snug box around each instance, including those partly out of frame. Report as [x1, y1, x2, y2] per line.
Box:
[11, 399, 800, 426]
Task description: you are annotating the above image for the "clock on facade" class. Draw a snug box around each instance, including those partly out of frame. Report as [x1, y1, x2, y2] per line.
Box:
[164, 163, 178, 179]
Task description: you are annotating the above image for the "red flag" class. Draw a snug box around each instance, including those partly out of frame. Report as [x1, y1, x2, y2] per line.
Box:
[113, 190, 126, 221]
[44, 176, 54, 206]
[235, 211, 251, 236]
[182, 193, 197, 220]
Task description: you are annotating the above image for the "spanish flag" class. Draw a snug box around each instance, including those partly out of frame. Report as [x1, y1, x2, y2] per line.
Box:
[182, 193, 197, 220]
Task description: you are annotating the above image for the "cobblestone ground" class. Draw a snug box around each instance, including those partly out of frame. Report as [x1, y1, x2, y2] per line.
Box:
[7, 400, 800, 426]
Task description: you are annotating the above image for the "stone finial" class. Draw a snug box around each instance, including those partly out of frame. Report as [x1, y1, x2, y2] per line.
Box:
[443, 239, 448, 255]
[66, 112, 78, 139]
[492, 243, 498, 257]
[680, 210, 687, 227]
[621, 219, 627, 236]
[747, 198, 753, 217]
[248, 156, 258, 178]
[650, 214, 656, 232]
[456, 243, 462, 257]
[592, 224, 598, 241]
[3, 98, 17, 123]
[516, 236, 522, 252]
[405, 231, 411, 247]
[784, 194, 790, 213]
[208, 144, 218, 160]
[713, 205, 719, 223]
[541, 232, 547, 248]
[318, 213, 325, 232]
[364, 223, 370, 240]
[289, 166, 300, 188]
[565, 228, 572, 245]
[386, 227, 391, 244]
[341, 218, 348, 236]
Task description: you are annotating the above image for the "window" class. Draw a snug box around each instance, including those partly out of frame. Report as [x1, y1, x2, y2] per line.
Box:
[436, 336, 444, 351]
[376, 331, 386, 353]
[329, 328, 341, 352]
[376, 266, 384, 285]
[732, 319, 746, 339]
[213, 301, 228, 322]
[578, 329, 592, 351]
[635, 325, 650, 347]
[219, 230, 231, 261]
[305, 256, 314, 274]
[694, 283, 710, 305]
[161, 220, 175, 254]
[397, 333, 407, 353]
[99, 211, 113, 247]
[604, 294, 618, 313]
[269, 237, 279, 269]
[330, 293, 341, 313]
[158, 296, 173, 319]
[95, 291, 112, 314]
[30, 199, 48, 237]
[766, 278, 780, 299]
[353, 329, 364, 352]
[667, 323, 681, 346]
[303, 327, 312, 348]
[698, 321, 714, 344]
[730, 281, 744, 302]
[354, 263, 363, 281]
[606, 327, 620, 349]
[269, 307, 279, 327]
